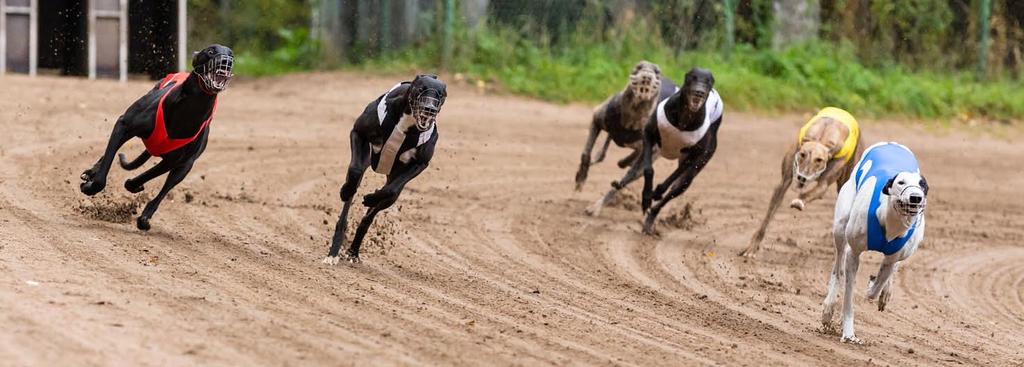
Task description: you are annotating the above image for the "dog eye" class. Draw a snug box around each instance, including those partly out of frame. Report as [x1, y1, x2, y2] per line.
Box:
[898, 180, 905, 185]
[814, 158, 824, 163]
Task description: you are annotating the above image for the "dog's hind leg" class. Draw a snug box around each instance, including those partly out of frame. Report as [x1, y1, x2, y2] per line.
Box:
[346, 203, 387, 263]
[586, 147, 645, 216]
[136, 161, 194, 231]
[118, 151, 151, 170]
[821, 242, 846, 330]
[124, 158, 174, 193]
[616, 149, 639, 169]
[81, 116, 132, 196]
[575, 123, 602, 191]
[641, 142, 714, 235]
[840, 249, 862, 343]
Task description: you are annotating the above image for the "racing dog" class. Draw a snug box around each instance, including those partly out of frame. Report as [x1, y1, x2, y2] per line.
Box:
[740, 107, 863, 257]
[586, 68, 722, 236]
[820, 142, 928, 343]
[574, 61, 677, 191]
[323, 74, 445, 264]
[78, 44, 233, 231]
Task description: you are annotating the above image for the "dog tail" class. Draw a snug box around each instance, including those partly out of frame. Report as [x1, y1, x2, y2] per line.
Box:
[118, 151, 151, 171]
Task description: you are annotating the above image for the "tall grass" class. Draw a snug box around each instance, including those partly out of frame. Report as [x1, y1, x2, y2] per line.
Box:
[361, 22, 1023, 122]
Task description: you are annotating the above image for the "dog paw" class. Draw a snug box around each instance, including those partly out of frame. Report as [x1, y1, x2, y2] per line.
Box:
[610, 180, 623, 190]
[878, 287, 892, 312]
[840, 335, 863, 344]
[136, 217, 151, 231]
[584, 204, 602, 217]
[124, 179, 145, 194]
[79, 179, 106, 196]
[738, 246, 759, 258]
[322, 256, 341, 265]
[789, 199, 805, 211]
[346, 255, 362, 264]
[641, 224, 660, 237]
[80, 167, 96, 181]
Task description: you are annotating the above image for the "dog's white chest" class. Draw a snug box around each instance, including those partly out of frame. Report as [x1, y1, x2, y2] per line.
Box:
[373, 84, 434, 175]
[656, 89, 722, 159]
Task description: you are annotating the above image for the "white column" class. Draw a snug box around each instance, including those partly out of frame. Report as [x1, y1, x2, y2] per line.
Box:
[87, 2, 96, 79]
[28, 0, 36, 76]
[178, 0, 186, 71]
[118, 0, 127, 82]
[1, 1, 7, 75]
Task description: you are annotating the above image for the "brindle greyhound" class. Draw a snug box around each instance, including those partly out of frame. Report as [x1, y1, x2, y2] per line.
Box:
[78, 44, 233, 231]
[587, 68, 723, 236]
[324, 75, 446, 264]
[740, 107, 863, 257]
[575, 61, 677, 191]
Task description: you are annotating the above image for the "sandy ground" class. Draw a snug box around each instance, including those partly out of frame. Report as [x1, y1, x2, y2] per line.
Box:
[0, 72, 1022, 366]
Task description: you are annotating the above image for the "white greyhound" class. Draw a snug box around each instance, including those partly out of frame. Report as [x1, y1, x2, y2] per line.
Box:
[821, 142, 928, 343]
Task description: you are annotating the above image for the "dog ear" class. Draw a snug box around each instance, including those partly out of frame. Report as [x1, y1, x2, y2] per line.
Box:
[882, 176, 896, 195]
[919, 175, 929, 195]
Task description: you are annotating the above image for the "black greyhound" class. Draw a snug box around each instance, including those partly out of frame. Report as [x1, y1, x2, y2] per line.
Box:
[575, 61, 677, 191]
[587, 68, 723, 235]
[324, 75, 446, 264]
[79, 44, 233, 230]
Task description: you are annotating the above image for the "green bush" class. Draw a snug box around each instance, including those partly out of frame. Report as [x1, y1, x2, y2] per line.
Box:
[360, 22, 1023, 122]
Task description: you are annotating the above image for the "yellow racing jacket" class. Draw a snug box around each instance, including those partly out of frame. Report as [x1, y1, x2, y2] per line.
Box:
[797, 107, 859, 163]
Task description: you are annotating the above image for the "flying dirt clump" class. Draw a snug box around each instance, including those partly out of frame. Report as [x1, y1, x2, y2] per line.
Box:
[658, 202, 705, 230]
[606, 189, 640, 211]
[75, 194, 149, 223]
[343, 206, 407, 256]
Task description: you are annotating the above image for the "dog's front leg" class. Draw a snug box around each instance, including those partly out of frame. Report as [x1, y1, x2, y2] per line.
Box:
[325, 131, 371, 265]
[592, 134, 612, 164]
[840, 249, 862, 343]
[742, 149, 795, 257]
[136, 161, 194, 231]
[346, 164, 422, 263]
[81, 116, 132, 196]
[642, 144, 714, 235]
[575, 123, 602, 191]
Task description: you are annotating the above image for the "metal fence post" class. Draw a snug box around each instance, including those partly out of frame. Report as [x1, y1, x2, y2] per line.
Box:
[976, 0, 991, 80]
[442, 0, 454, 70]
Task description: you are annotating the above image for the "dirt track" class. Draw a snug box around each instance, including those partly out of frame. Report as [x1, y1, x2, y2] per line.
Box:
[1, 72, 1022, 366]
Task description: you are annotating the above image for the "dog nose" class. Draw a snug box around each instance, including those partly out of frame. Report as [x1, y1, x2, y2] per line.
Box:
[909, 194, 923, 204]
[796, 177, 806, 184]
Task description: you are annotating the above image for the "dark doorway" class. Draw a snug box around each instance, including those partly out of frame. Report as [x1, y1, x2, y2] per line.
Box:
[128, 0, 178, 79]
[38, 0, 88, 76]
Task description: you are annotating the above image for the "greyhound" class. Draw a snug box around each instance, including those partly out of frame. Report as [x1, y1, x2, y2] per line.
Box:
[574, 61, 677, 191]
[78, 44, 233, 231]
[586, 68, 722, 236]
[740, 107, 863, 257]
[820, 142, 928, 343]
[323, 74, 446, 264]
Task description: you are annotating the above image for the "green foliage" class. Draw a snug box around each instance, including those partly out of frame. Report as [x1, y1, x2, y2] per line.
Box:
[361, 22, 1024, 122]
[234, 28, 320, 77]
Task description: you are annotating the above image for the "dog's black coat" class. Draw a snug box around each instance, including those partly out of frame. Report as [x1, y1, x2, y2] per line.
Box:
[575, 75, 677, 190]
[79, 44, 232, 231]
[613, 68, 721, 234]
[596, 76, 678, 148]
[326, 75, 446, 263]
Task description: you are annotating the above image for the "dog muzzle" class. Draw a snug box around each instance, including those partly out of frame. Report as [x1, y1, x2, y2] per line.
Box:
[411, 91, 442, 132]
[792, 153, 826, 187]
[893, 186, 927, 216]
[195, 54, 234, 93]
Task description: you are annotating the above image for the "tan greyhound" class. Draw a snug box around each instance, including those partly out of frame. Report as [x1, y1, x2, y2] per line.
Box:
[740, 107, 863, 257]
